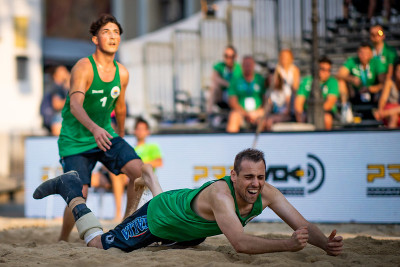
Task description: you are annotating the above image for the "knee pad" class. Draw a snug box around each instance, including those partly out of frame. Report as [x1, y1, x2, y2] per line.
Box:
[75, 212, 103, 240]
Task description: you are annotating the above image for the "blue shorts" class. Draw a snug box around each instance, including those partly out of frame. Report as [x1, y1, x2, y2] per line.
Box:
[60, 137, 141, 186]
[101, 201, 207, 252]
[101, 201, 161, 252]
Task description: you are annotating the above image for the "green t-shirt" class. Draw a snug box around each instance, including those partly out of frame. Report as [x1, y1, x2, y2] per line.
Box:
[147, 176, 262, 242]
[372, 42, 398, 73]
[228, 73, 266, 111]
[213, 62, 242, 91]
[134, 143, 162, 165]
[297, 76, 340, 113]
[343, 56, 385, 90]
[58, 55, 120, 157]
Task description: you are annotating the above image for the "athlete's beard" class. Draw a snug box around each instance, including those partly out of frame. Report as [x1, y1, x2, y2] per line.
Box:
[237, 185, 261, 204]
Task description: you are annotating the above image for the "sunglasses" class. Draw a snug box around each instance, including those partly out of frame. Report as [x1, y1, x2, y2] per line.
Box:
[370, 30, 384, 37]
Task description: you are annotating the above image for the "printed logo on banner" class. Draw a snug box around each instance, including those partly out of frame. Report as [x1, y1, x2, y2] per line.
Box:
[366, 164, 400, 197]
[192, 154, 325, 196]
[265, 154, 325, 196]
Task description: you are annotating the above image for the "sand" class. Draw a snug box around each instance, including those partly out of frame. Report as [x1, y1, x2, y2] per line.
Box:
[0, 218, 399, 267]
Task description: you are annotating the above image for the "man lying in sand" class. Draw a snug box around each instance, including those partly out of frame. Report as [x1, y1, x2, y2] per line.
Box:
[33, 148, 343, 255]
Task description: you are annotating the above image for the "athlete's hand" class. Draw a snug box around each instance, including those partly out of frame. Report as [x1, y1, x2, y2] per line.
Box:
[288, 226, 308, 252]
[325, 230, 343, 256]
[92, 126, 113, 151]
[350, 76, 361, 87]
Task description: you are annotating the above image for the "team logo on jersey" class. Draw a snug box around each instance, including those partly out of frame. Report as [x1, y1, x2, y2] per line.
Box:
[254, 84, 260, 92]
[111, 86, 120, 99]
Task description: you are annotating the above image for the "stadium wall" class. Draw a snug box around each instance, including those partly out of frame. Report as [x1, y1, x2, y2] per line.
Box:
[25, 130, 400, 223]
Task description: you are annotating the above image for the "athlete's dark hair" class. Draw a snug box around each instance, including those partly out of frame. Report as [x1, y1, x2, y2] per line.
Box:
[89, 14, 123, 37]
[134, 117, 149, 130]
[319, 55, 332, 65]
[233, 148, 266, 175]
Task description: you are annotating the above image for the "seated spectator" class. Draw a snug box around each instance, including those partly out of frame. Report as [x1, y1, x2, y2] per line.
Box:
[263, 72, 292, 131]
[274, 49, 300, 118]
[50, 66, 70, 135]
[374, 62, 400, 128]
[226, 56, 266, 133]
[274, 49, 300, 95]
[370, 25, 398, 80]
[40, 65, 70, 135]
[336, 42, 386, 119]
[295, 56, 339, 130]
[207, 45, 242, 116]
[201, 0, 218, 18]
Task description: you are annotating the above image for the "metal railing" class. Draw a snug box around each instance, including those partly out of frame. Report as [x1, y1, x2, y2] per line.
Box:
[134, 0, 343, 121]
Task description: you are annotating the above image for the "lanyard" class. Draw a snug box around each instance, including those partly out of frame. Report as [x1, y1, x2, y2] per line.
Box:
[244, 80, 255, 96]
[359, 64, 370, 86]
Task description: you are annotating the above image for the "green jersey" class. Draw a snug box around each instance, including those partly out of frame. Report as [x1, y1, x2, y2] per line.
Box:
[228, 73, 266, 111]
[135, 143, 162, 166]
[343, 56, 385, 90]
[297, 76, 340, 113]
[213, 62, 242, 91]
[58, 55, 121, 157]
[372, 42, 398, 73]
[147, 176, 262, 242]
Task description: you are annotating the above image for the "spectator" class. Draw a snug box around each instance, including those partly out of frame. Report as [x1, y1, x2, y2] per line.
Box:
[274, 49, 300, 95]
[207, 45, 242, 116]
[295, 56, 340, 130]
[374, 62, 400, 128]
[226, 56, 266, 133]
[274, 49, 300, 118]
[49, 65, 70, 136]
[263, 72, 292, 131]
[201, 0, 217, 18]
[133, 117, 163, 209]
[370, 25, 398, 80]
[40, 65, 70, 135]
[336, 42, 385, 117]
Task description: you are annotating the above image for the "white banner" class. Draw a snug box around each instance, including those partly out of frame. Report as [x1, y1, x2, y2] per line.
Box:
[25, 131, 400, 223]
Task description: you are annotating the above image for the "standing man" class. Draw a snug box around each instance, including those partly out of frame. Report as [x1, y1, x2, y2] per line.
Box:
[57, 14, 160, 241]
[226, 56, 266, 133]
[370, 25, 398, 80]
[294, 56, 340, 130]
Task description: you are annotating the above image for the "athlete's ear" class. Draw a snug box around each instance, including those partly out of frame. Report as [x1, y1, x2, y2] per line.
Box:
[230, 169, 237, 182]
[92, 35, 98, 45]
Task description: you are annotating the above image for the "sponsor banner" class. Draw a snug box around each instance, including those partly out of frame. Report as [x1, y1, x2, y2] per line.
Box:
[25, 131, 400, 222]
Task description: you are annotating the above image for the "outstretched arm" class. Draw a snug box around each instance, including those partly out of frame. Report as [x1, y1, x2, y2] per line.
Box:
[267, 185, 343, 256]
[212, 190, 308, 254]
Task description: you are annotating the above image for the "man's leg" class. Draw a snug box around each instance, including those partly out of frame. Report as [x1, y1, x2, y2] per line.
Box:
[226, 110, 243, 133]
[109, 173, 127, 221]
[58, 184, 88, 241]
[34, 171, 104, 248]
[122, 162, 162, 219]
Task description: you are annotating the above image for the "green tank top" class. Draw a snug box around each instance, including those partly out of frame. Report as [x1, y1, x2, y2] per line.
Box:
[147, 176, 263, 242]
[58, 55, 120, 157]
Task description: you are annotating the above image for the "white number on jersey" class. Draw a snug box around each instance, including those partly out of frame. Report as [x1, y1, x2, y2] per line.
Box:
[100, 97, 107, 107]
